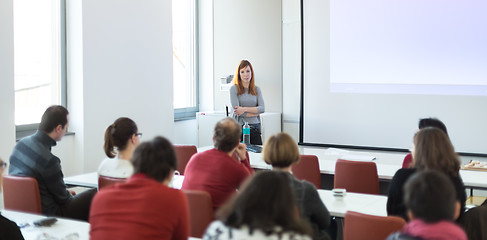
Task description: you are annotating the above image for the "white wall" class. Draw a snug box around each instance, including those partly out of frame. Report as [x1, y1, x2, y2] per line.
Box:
[213, 0, 282, 114]
[65, 0, 174, 174]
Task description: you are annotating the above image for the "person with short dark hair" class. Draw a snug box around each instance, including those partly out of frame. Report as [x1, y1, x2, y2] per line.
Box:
[0, 157, 24, 240]
[98, 117, 140, 178]
[182, 118, 254, 209]
[90, 136, 189, 240]
[387, 127, 466, 222]
[204, 171, 312, 240]
[386, 170, 467, 240]
[263, 132, 331, 240]
[402, 118, 448, 168]
[9, 105, 96, 221]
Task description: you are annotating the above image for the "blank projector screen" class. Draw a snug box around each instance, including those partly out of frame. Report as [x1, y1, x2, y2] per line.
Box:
[301, 0, 487, 155]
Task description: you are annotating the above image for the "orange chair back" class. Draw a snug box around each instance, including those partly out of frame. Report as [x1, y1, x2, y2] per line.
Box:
[183, 189, 214, 238]
[292, 155, 321, 189]
[3, 175, 42, 214]
[98, 175, 126, 190]
[344, 211, 406, 240]
[334, 159, 379, 194]
[174, 145, 197, 175]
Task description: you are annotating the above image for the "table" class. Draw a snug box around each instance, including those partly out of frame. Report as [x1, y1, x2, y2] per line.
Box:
[318, 190, 387, 217]
[2, 210, 90, 240]
[65, 173, 185, 189]
[245, 146, 487, 189]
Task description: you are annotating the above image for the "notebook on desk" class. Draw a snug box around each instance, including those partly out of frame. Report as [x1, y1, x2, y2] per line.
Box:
[246, 144, 262, 153]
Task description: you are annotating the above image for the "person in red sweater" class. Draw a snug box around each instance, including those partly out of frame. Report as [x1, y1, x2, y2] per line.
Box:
[90, 136, 189, 240]
[182, 117, 254, 209]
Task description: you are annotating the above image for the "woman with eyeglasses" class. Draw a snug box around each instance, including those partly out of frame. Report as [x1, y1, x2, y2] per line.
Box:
[0, 157, 25, 240]
[98, 117, 141, 179]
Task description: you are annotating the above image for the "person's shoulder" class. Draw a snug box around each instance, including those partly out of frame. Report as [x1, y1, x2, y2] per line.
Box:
[229, 84, 238, 92]
[394, 168, 416, 178]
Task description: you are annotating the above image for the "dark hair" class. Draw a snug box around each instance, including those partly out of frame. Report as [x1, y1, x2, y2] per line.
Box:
[413, 127, 460, 177]
[104, 117, 138, 158]
[404, 170, 456, 223]
[263, 133, 300, 168]
[213, 118, 241, 152]
[217, 171, 312, 236]
[38, 105, 69, 133]
[131, 136, 177, 182]
[461, 206, 487, 240]
[418, 118, 448, 135]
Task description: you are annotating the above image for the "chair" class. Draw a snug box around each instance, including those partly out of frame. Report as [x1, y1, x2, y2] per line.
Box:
[98, 175, 126, 190]
[3, 175, 42, 214]
[174, 145, 197, 175]
[343, 211, 406, 240]
[183, 189, 214, 238]
[292, 155, 321, 189]
[334, 159, 379, 194]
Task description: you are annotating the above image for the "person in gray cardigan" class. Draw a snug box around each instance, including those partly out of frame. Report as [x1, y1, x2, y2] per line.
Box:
[229, 60, 265, 145]
[263, 132, 331, 240]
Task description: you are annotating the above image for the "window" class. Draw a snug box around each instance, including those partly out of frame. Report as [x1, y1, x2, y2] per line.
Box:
[13, 0, 66, 132]
[172, 0, 198, 120]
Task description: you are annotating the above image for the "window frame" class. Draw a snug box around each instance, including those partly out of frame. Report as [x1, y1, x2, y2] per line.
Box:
[173, 0, 199, 121]
[15, 0, 68, 139]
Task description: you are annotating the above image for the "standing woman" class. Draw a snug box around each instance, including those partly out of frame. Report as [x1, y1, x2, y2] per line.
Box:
[98, 117, 141, 178]
[230, 60, 265, 145]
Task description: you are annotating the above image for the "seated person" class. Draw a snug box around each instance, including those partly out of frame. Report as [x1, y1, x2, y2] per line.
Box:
[263, 132, 331, 240]
[402, 118, 448, 168]
[387, 127, 466, 221]
[0, 157, 24, 240]
[460, 203, 487, 240]
[387, 170, 467, 240]
[90, 136, 189, 240]
[9, 105, 96, 221]
[204, 171, 312, 240]
[182, 118, 254, 209]
[98, 117, 140, 178]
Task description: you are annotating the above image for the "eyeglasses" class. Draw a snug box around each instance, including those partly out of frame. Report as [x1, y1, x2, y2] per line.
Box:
[135, 133, 143, 137]
[0, 161, 7, 169]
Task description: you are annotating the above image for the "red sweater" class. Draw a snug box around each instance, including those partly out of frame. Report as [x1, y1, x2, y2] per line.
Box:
[181, 148, 254, 208]
[90, 174, 189, 240]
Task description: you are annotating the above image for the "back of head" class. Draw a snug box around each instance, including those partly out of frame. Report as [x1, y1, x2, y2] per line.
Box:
[404, 170, 456, 223]
[104, 117, 138, 158]
[218, 171, 310, 236]
[213, 118, 241, 152]
[38, 105, 69, 133]
[131, 136, 176, 182]
[461, 206, 487, 240]
[418, 118, 448, 135]
[263, 133, 300, 168]
[413, 127, 460, 177]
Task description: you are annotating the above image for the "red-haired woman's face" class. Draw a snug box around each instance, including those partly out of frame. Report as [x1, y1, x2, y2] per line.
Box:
[239, 65, 252, 85]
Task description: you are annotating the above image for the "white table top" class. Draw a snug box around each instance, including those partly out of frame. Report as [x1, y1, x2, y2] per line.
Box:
[246, 146, 487, 189]
[64, 172, 185, 189]
[318, 189, 388, 217]
[2, 210, 90, 240]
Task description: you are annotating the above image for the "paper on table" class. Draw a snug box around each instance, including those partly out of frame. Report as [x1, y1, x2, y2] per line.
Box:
[340, 154, 376, 161]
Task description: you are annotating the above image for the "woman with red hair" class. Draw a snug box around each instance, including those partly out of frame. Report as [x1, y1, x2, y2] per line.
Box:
[229, 60, 265, 145]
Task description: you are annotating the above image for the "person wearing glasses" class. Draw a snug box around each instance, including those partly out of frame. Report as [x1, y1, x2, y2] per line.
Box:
[0, 157, 25, 240]
[90, 136, 189, 240]
[9, 105, 96, 222]
[230, 60, 265, 145]
[98, 117, 141, 179]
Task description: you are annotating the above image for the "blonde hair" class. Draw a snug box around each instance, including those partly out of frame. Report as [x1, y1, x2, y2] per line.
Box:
[413, 127, 460, 177]
[263, 133, 300, 168]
